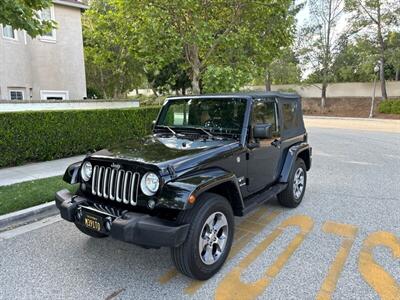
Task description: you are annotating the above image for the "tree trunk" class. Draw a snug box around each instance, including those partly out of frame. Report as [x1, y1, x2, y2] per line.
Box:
[396, 69, 399, 81]
[376, 4, 388, 100]
[185, 44, 201, 94]
[151, 88, 158, 97]
[265, 68, 271, 92]
[181, 87, 186, 95]
[321, 81, 327, 109]
[191, 64, 201, 94]
[135, 88, 139, 95]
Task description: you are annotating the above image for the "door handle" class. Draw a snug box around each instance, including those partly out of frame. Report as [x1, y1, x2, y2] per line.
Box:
[271, 139, 281, 148]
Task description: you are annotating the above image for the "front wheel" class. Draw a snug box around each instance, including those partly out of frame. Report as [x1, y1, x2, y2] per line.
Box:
[278, 158, 307, 208]
[171, 193, 234, 280]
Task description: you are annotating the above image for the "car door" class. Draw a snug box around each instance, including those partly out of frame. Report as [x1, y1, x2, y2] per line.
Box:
[246, 98, 282, 194]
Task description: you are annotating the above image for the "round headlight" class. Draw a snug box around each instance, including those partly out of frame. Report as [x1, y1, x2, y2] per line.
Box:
[81, 161, 92, 181]
[140, 172, 160, 196]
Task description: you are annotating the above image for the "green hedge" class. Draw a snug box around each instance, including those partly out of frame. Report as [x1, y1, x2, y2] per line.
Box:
[379, 99, 400, 114]
[0, 107, 160, 168]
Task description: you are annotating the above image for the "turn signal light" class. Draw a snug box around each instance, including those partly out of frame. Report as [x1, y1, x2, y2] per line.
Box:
[188, 195, 196, 205]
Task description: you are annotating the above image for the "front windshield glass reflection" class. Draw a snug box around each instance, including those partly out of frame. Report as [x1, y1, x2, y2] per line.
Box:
[157, 98, 247, 134]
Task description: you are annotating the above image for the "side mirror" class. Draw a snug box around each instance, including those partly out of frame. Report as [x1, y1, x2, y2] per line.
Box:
[253, 124, 272, 139]
[151, 120, 156, 130]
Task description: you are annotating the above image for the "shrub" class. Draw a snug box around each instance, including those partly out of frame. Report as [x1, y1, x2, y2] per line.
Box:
[379, 99, 400, 114]
[0, 107, 160, 168]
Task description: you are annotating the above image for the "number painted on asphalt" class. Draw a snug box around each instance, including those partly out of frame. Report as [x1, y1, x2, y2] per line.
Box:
[316, 221, 358, 300]
[359, 231, 400, 300]
[215, 215, 314, 300]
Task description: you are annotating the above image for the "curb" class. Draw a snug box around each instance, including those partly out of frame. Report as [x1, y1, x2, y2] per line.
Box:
[0, 201, 58, 231]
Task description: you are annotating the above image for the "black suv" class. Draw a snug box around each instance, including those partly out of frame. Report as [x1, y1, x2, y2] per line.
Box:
[56, 93, 312, 280]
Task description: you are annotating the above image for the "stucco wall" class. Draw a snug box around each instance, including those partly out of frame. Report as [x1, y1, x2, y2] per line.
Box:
[247, 81, 400, 98]
[30, 4, 86, 100]
[0, 30, 32, 100]
[0, 3, 86, 100]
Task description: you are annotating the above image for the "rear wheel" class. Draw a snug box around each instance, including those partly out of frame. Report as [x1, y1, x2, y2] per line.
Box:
[171, 193, 234, 280]
[278, 158, 307, 208]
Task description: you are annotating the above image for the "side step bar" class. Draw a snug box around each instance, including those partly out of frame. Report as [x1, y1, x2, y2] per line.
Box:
[241, 183, 287, 216]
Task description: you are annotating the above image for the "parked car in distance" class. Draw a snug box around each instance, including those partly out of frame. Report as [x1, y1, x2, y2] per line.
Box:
[56, 92, 312, 280]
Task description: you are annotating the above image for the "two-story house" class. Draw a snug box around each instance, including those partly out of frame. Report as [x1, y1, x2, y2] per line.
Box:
[0, 0, 88, 100]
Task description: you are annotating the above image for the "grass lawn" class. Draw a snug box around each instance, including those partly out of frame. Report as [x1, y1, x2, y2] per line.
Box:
[0, 176, 77, 216]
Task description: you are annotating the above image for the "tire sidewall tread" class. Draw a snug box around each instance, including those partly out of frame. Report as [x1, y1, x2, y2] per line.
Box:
[171, 192, 234, 280]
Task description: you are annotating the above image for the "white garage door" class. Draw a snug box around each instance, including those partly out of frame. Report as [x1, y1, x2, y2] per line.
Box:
[40, 90, 69, 100]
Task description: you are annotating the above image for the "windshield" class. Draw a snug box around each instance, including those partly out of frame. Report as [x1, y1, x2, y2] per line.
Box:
[157, 98, 247, 135]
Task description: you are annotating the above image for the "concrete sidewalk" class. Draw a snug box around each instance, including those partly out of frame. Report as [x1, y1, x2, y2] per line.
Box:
[304, 116, 400, 133]
[0, 155, 85, 187]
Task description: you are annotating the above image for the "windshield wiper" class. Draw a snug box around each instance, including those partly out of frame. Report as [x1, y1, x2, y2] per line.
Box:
[198, 128, 214, 139]
[177, 126, 217, 139]
[155, 125, 177, 136]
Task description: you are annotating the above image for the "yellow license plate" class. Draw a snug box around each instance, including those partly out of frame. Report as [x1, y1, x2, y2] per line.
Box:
[83, 214, 102, 232]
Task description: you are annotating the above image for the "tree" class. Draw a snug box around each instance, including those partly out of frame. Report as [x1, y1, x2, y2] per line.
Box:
[387, 32, 400, 81]
[298, 0, 345, 108]
[122, 0, 296, 94]
[146, 60, 191, 95]
[330, 38, 377, 82]
[0, 0, 55, 37]
[345, 0, 400, 99]
[330, 34, 400, 83]
[262, 48, 301, 89]
[83, 0, 145, 99]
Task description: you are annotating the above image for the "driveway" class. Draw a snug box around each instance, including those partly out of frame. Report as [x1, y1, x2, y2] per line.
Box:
[0, 126, 399, 299]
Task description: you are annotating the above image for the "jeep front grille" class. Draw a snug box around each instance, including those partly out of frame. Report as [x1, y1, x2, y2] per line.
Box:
[91, 165, 140, 205]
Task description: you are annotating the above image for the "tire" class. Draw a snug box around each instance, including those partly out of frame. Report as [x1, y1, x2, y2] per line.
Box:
[75, 222, 107, 238]
[171, 192, 234, 280]
[278, 158, 307, 208]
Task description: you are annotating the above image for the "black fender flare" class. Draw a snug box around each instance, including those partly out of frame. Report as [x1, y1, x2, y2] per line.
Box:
[279, 143, 312, 183]
[63, 161, 82, 184]
[160, 168, 244, 215]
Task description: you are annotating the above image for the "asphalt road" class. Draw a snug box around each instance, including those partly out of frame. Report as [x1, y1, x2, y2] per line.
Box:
[1, 127, 399, 300]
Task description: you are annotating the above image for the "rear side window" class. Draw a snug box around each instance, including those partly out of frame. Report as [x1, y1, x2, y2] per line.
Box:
[251, 100, 277, 132]
[282, 102, 300, 131]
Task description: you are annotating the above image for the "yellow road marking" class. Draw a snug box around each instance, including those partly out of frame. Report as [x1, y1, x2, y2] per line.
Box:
[359, 231, 400, 300]
[316, 221, 358, 300]
[159, 268, 179, 284]
[215, 215, 314, 300]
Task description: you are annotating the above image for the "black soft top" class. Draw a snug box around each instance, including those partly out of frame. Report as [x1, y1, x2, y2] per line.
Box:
[167, 92, 300, 101]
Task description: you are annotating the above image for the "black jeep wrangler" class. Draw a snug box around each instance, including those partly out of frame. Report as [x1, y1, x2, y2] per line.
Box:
[56, 92, 312, 280]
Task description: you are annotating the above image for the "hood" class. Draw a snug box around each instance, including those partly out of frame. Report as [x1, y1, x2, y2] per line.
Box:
[90, 135, 236, 169]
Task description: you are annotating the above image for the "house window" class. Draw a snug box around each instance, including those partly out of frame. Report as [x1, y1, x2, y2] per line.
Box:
[2, 25, 17, 40]
[10, 90, 24, 100]
[39, 6, 56, 41]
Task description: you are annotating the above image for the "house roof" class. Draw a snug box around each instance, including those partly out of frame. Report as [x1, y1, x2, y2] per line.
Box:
[53, 0, 88, 10]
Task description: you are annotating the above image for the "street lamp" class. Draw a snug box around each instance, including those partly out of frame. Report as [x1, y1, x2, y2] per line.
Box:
[369, 62, 380, 118]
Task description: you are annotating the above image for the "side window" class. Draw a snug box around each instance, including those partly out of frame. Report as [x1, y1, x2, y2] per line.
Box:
[282, 102, 299, 131]
[251, 99, 278, 134]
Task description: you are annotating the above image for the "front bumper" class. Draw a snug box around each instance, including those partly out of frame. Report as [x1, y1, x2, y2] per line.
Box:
[55, 189, 189, 248]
